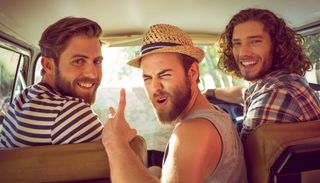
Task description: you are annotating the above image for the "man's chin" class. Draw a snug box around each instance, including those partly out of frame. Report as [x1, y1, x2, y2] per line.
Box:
[77, 94, 95, 105]
[86, 99, 95, 105]
[156, 111, 178, 125]
[241, 72, 258, 81]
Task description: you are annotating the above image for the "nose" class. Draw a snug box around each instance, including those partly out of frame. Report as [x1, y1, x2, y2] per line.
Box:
[150, 78, 163, 93]
[83, 62, 99, 78]
[238, 43, 252, 57]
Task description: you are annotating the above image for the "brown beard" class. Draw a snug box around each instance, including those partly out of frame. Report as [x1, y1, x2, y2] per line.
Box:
[153, 76, 191, 124]
[55, 67, 99, 104]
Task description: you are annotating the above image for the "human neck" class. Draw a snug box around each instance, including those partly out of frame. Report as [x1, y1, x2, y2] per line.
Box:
[176, 85, 202, 122]
[41, 76, 55, 89]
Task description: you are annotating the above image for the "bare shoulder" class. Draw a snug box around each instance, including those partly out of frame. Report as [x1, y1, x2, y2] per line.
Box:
[174, 118, 220, 138]
[163, 118, 222, 182]
[172, 118, 222, 152]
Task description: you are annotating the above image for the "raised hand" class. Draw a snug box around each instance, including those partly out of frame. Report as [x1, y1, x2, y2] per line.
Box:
[102, 88, 137, 149]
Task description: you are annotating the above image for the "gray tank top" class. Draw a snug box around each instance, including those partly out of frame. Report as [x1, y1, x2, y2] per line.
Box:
[163, 108, 247, 183]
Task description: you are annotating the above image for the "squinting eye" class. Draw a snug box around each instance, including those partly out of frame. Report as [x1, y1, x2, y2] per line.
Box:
[143, 77, 150, 82]
[160, 74, 171, 78]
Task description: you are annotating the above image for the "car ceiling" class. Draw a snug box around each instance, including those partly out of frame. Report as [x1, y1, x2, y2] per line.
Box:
[0, 0, 320, 47]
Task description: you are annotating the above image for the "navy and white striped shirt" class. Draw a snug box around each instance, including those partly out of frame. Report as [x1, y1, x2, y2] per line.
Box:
[0, 82, 103, 148]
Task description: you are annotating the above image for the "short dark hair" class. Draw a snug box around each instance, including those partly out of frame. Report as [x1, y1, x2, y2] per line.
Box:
[39, 17, 102, 75]
[218, 8, 312, 78]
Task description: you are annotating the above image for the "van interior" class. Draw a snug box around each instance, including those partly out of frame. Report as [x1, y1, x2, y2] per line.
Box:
[0, 0, 320, 182]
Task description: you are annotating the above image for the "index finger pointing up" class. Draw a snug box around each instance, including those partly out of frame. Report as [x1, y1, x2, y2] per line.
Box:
[116, 88, 126, 117]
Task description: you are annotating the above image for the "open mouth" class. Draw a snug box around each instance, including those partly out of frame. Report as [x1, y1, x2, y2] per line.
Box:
[241, 60, 258, 67]
[153, 95, 168, 109]
[78, 82, 95, 89]
[157, 96, 167, 104]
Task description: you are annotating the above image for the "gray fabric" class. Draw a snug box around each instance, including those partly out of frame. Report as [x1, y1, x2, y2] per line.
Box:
[182, 108, 247, 183]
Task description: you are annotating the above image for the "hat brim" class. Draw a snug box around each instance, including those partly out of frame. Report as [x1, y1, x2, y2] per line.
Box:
[127, 46, 205, 68]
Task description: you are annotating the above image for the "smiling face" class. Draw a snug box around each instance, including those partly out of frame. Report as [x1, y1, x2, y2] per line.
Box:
[54, 35, 103, 104]
[140, 53, 191, 124]
[232, 20, 273, 81]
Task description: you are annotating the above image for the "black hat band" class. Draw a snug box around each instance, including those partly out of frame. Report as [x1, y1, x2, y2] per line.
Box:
[141, 42, 180, 55]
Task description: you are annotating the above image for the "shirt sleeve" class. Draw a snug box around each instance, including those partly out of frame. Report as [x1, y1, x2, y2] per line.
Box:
[241, 88, 302, 137]
[51, 100, 103, 144]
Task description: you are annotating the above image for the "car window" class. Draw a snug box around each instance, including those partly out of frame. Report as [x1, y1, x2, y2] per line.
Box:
[34, 43, 246, 150]
[304, 32, 320, 84]
[0, 46, 26, 114]
[0, 38, 30, 133]
[34, 36, 320, 149]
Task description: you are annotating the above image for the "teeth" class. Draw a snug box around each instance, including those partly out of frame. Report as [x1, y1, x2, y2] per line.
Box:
[79, 82, 94, 88]
[159, 97, 166, 100]
[157, 97, 167, 103]
[241, 60, 257, 66]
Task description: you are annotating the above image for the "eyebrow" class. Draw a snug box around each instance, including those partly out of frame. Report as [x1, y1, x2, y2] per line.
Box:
[248, 35, 263, 39]
[71, 54, 88, 59]
[71, 55, 103, 60]
[143, 69, 173, 77]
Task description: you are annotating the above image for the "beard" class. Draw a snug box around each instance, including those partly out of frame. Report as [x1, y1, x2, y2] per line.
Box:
[152, 77, 191, 124]
[55, 68, 99, 105]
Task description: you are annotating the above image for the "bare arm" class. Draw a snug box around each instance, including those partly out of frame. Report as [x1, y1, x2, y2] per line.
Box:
[204, 86, 244, 104]
[102, 89, 222, 183]
[106, 139, 159, 183]
[161, 119, 222, 183]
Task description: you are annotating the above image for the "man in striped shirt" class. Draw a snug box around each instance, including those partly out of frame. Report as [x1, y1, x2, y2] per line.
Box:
[204, 8, 320, 139]
[0, 17, 104, 148]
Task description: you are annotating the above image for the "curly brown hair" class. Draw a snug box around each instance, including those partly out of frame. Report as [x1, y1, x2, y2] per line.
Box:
[218, 8, 312, 78]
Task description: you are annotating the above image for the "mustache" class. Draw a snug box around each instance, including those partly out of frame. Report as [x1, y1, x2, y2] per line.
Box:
[153, 90, 169, 98]
[75, 77, 99, 84]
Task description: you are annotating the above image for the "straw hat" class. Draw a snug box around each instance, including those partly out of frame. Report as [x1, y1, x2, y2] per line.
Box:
[127, 24, 204, 68]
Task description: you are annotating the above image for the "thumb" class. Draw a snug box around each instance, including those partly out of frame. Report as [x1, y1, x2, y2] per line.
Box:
[108, 107, 116, 118]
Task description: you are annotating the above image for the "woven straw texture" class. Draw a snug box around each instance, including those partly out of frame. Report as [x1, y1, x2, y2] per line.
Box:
[142, 24, 193, 47]
[127, 24, 204, 68]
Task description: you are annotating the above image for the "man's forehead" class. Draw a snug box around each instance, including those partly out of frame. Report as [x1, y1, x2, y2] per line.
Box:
[141, 66, 175, 76]
[233, 21, 267, 38]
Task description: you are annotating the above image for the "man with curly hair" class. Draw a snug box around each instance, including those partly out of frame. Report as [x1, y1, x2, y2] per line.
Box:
[205, 8, 320, 139]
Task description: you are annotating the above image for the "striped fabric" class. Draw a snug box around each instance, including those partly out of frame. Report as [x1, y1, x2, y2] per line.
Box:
[0, 82, 103, 148]
[241, 70, 320, 138]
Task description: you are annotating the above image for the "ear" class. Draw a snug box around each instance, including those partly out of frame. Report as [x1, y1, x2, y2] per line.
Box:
[41, 57, 56, 75]
[188, 62, 199, 82]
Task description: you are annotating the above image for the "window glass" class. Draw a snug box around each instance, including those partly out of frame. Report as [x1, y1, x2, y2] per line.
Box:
[34, 34, 320, 150]
[35, 34, 320, 150]
[303, 32, 320, 85]
[34, 44, 246, 150]
[94, 44, 245, 151]
[34, 57, 42, 83]
[198, 45, 248, 90]
[34, 46, 173, 151]
[303, 31, 320, 97]
[0, 47, 22, 113]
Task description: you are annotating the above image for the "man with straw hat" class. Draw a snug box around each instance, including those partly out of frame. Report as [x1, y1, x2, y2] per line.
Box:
[102, 24, 247, 183]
